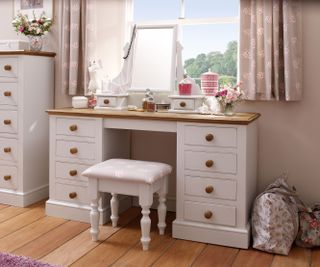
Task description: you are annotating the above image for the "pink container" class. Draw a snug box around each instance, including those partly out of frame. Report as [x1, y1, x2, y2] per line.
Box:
[201, 69, 219, 96]
[179, 83, 192, 95]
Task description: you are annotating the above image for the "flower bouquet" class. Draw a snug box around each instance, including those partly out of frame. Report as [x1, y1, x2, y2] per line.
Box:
[12, 12, 52, 51]
[214, 83, 245, 115]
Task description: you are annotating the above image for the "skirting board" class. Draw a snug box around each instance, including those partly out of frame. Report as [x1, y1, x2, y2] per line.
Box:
[0, 185, 49, 207]
[46, 195, 132, 224]
[172, 220, 250, 249]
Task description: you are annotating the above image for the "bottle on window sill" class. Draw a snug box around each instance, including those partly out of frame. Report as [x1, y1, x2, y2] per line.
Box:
[147, 96, 156, 112]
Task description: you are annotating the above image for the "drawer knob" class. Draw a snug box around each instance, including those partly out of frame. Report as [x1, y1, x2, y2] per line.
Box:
[204, 211, 213, 219]
[3, 91, 11, 97]
[4, 65, 12, 71]
[69, 170, 78, 176]
[3, 119, 11, 125]
[205, 186, 214, 194]
[179, 101, 186, 108]
[104, 99, 110, 104]
[3, 175, 11, 181]
[205, 134, 214, 142]
[69, 192, 77, 199]
[205, 160, 214, 168]
[3, 147, 11, 153]
[69, 125, 78, 132]
[70, 147, 78, 154]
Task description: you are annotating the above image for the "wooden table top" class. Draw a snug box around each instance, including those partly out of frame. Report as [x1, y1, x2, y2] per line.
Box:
[47, 108, 260, 125]
[0, 51, 56, 57]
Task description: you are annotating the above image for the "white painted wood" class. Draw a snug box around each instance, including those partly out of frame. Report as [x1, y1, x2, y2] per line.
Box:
[185, 176, 237, 201]
[0, 165, 18, 189]
[110, 193, 119, 227]
[184, 125, 237, 148]
[184, 150, 237, 174]
[157, 176, 168, 235]
[140, 205, 151, 250]
[56, 140, 96, 161]
[55, 183, 89, 204]
[55, 161, 90, 182]
[56, 117, 97, 138]
[172, 99, 195, 110]
[0, 54, 53, 206]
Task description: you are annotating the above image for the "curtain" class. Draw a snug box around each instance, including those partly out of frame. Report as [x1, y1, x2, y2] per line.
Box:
[240, 0, 302, 101]
[60, 0, 96, 95]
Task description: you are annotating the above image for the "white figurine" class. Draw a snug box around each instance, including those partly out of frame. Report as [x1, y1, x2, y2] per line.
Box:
[88, 60, 103, 94]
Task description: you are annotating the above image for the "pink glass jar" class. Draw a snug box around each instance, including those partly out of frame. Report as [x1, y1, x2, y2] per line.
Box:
[178, 83, 192, 95]
[201, 69, 219, 96]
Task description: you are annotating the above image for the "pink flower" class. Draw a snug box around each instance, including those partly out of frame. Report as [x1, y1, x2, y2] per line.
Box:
[19, 26, 24, 32]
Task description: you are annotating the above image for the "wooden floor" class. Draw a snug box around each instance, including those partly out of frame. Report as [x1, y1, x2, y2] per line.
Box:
[0, 201, 318, 267]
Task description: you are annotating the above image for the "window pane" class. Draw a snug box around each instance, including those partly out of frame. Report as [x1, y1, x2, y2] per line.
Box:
[182, 24, 238, 85]
[134, 0, 180, 21]
[185, 0, 239, 18]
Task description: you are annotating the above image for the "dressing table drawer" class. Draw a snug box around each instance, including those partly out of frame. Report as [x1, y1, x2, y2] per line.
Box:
[184, 201, 236, 227]
[0, 111, 18, 134]
[0, 138, 18, 162]
[56, 117, 96, 138]
[0, 165, 18, 190]
[55, 183, 89, 204]
[56, 140, 96, 161]
[55, 162, 89, 182]
[185, 176, 236, 200]
[0, 58, 18, 78]
[96, 97, 117, 107]
[0, 83, 18, 106]
[172, 99, 195, 110]
[185, 150, 237, 174]
[184, 126, 237, 148]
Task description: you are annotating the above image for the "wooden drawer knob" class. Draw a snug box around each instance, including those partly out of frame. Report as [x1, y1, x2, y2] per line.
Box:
[104, 99, 110, 104]
[69, 147, 78, 154]
[3, 91, 11, 97]
[205, 160, 214, 168]
[204, 211, 213, 219]
[3, 119, 11, 125]
[179, 101, 186, 107]
[69, 192, 77, 199]
[4, 65, 12, 71]
[3, 147, 11, 153]
[3, 175, 11, 181]
[205, 134, 214, 142]
[205, 185, 214, 194]
[69, 170, 78, 176]
[69, 125, 78, 132]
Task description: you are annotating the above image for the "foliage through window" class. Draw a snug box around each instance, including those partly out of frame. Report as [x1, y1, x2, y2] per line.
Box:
[131, 0, 239, 86]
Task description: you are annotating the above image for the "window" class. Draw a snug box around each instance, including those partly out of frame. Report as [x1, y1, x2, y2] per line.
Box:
[129, 0, 239, 86]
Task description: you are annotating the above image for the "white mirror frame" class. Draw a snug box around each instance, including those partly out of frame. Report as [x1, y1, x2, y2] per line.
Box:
[129, 24, 177, 93]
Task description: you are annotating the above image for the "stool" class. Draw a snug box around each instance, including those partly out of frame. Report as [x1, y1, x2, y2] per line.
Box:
[82, 158, 172, 251]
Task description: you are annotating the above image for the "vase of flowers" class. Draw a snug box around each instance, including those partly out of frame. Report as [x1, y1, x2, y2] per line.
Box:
[214, 83, 245, 116]
[12, 12, 52, 52]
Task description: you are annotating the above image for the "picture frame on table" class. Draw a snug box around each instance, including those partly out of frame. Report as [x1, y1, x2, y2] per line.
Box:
[14, 0, 53, 19]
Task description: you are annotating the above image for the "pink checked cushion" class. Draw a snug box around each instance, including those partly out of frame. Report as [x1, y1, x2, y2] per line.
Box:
[82, 159, 172, 184]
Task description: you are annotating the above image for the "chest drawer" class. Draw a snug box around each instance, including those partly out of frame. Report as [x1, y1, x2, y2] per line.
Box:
[0, 165, 18, 190]
[185, 176, 236, 200]
[184, 126, 237, 147]
[55, 183, 89, 204]
[56, 117, 97, 138]
[172, 99, 195, 110]
[0, 111, 18, 134]
[55, 162, 89, 182]
[0, 58, 18, 78]
[184, 201, 236, 227]
[56, 140, 96, 161]
[0, 83, 18, 106]
[96, 96, 117, 107]
[0, 138, 18, 162]
[185, 151, 237, 174]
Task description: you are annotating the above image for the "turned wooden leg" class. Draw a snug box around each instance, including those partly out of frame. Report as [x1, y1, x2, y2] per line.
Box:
[140, 205, 151, 251]
[90, 197, 100, 241]
[157, 192, 167, 235]
[110, 193, 119, 227]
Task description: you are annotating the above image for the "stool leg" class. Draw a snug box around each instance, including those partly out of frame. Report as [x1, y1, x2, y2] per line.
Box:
[157, 176, 168, 235]
[90, 197, 100, 241]
[140, 205, 151, 251]
[110, 193, 119, 227]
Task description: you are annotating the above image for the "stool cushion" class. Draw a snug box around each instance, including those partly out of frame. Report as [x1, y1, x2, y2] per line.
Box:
[82, 159, 172, 184]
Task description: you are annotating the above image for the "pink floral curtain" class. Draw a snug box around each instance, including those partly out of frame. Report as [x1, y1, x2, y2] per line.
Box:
[240, 0, 302, 101]
[60, 0, 96, 95]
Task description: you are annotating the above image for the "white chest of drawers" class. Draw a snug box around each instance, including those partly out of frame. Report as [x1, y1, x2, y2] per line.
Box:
[0, 51, 55, 206]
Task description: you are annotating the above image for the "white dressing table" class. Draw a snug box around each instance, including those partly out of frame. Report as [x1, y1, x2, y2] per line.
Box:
[46, 108, 259, 248]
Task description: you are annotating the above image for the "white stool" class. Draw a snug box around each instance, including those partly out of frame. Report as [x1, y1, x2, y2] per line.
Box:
[82, 158, 172, 251]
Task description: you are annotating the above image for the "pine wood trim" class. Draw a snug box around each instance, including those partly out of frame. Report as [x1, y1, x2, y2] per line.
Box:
[0, 51, 56, 57]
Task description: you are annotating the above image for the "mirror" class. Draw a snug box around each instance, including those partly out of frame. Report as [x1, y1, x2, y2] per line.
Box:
[129, 25, 177, 92]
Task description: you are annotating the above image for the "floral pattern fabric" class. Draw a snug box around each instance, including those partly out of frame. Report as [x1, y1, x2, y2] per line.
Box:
[240, 0, 303, 101]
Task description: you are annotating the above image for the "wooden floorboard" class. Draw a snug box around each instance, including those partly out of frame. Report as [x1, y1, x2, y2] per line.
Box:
[0, 203, 317, 267]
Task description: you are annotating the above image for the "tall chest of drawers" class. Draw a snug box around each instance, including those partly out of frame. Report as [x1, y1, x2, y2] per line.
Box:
[173, 121, 258, 249]
[0, 52, 55, 206]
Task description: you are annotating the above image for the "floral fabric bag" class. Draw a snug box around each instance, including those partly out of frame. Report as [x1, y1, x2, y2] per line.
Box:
[295, 204, 320, 248]
[251, 174, 305, 255]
